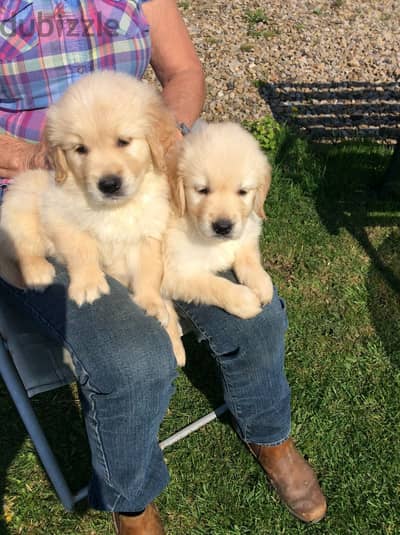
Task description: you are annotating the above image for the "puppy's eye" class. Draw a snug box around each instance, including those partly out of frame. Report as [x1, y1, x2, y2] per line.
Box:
[197, 187, 210, 195]
[75, 144, 89, 155]
[117, 138, 130, 148]
[238, 189, 248, 196]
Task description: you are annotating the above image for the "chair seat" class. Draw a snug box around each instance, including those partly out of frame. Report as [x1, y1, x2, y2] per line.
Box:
[0, 297, 76, 397]
[0, 296, 193, 398]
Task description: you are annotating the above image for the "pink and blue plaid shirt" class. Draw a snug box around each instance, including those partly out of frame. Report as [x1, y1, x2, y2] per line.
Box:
[0, 0, 151, 198]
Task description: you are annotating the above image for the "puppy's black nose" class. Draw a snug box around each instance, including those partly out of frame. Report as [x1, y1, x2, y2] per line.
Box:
[98, 174, 122, 195]
[212, 219, 233, 236]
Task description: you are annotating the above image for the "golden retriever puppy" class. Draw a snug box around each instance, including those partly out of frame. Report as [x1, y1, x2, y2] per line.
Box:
[0, 71, 185, 365]
[163, 122, 274, 323]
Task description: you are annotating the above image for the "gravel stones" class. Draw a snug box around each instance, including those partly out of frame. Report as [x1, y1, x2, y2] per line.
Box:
[175, 0, 400, 141]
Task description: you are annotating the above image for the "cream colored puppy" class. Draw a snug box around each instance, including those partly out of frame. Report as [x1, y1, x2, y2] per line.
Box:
[163, 122, 274, 321]
[0, 71, 185, 365]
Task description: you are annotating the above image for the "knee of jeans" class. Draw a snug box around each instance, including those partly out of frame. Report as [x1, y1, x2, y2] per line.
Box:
[75, 325, 178, 395]
[256, 290, 288, 333]
[242, 295, 288, 369]
[212, 289, 288, 356]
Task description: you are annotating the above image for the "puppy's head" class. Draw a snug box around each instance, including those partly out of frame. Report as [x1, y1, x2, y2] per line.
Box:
[172, 122, 271, 240]
[45, 71, 177, 206]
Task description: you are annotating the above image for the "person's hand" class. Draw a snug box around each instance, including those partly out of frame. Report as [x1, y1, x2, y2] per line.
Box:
[0, 134, 48, 178]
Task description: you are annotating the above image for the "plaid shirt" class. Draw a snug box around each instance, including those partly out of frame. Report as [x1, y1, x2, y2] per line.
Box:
[0, 0, 151, 196]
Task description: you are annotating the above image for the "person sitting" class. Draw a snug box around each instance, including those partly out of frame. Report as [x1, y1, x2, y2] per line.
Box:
[0, 1, 326, 533]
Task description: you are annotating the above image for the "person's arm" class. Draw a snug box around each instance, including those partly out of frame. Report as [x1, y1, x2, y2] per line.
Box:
[0, 135, 47, 178]
[0, 0, 204, 177]
[143, 0, 205, 128]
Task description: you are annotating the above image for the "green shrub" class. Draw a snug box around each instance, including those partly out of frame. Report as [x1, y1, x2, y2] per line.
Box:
[244, 115, 283, 157]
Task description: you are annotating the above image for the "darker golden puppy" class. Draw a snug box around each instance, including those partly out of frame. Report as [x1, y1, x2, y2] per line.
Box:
[0, 71, 185, 365]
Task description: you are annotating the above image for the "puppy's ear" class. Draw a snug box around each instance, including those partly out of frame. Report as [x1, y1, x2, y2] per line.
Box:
[170, 169, 186, 217]
[43, 122, 69, 184]
[254, 159, 272, 220]
[145, 96, 186, 215]
[146, 102, 178, 175]
[47, 146, 69, 184]
[163, 137, 186, 217]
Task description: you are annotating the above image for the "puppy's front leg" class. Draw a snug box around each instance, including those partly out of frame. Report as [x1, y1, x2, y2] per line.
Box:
[1, 205, 55, 290]
[132, 237, 169, 327]
[233, 242, 274, 305]
[131, 238, 186, 366]
[163, 272, 262, 319]
[50, 223, 109, 306]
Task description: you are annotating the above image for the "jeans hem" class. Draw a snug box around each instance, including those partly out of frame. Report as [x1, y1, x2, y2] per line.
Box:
[248, 429, 291, 447]
[111, 493, 123, 512]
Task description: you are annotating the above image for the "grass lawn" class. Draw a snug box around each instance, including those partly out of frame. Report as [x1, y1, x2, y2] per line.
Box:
[1, 123, 399, 534]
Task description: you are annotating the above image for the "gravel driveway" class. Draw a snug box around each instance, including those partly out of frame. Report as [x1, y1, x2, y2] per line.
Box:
[177, 0, 400, 141]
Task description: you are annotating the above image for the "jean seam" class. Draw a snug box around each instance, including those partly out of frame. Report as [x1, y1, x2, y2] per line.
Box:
[88, 389, 113, 485]
[217, 352, 248, 439]
[243, 351, 290, 443]
[111, 492, 123, 512]
[175, 301, 250, 437]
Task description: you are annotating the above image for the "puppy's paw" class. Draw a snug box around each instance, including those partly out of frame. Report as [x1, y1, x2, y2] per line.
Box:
[68, 271, 110, 306]
[21, 257, 56, 291]
[223, 285, 262, 319]
[134, 293, 169, 327]
[248, 271, 274, 305]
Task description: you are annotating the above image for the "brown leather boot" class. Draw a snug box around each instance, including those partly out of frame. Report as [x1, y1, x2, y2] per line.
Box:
[248, 438, 327, 523]
[112, 504, 165, 535]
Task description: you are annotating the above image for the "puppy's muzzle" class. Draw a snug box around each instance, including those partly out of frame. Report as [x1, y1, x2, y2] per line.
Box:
[212, 218, 233, 237]
[98, 174, 122, 196]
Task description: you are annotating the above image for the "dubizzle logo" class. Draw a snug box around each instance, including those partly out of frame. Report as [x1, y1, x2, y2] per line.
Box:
[0, 11, 119, 39]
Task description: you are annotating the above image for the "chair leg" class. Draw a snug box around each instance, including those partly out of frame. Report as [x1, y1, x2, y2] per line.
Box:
[159, 403, 228, 450]
[0, 340, 76, 511]
[1, 335, 228, 509]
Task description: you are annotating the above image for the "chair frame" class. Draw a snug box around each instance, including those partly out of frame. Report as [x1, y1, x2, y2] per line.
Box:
[0, 335, 227, 511]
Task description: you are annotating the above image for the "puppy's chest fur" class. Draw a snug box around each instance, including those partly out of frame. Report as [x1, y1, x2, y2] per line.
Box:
[42, 172, 170, 270]
[164, 214, 261, 274]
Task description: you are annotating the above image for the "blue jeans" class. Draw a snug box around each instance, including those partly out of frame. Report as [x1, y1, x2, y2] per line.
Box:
[0, 266, 290, 512]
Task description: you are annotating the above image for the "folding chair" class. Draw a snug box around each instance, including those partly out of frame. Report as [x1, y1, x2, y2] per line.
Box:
[0, 297, 227, 511]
